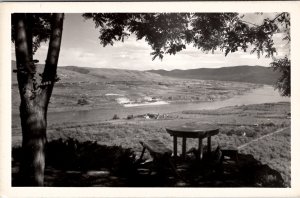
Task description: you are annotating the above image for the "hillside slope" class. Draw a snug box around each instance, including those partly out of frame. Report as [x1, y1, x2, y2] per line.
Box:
[11, 61, 260, 114]
[148, 66, 281, 85]
[11, 61, 165, 85]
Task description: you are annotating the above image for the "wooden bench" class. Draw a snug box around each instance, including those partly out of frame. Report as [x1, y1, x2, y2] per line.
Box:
[139, 139, 176, 175]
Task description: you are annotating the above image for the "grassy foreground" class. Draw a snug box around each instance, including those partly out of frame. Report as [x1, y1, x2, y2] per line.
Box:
[12, 102, 291, 186]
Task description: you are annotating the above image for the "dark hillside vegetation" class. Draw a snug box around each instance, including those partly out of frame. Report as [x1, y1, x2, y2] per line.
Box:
[63, 66, 90, 74]
[148, 65, 281, 85]
[12, 138, 285, 187]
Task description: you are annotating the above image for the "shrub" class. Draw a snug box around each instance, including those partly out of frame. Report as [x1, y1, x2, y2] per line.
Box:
[44, 138, 137, 175]
[77, 98, 89, 105]
[226, 129, 234, 136]
[127, 115, 134, 119]
[112, 114, 120, 120]
[262, 122, 276, 127]
[246, 131, 257, 138]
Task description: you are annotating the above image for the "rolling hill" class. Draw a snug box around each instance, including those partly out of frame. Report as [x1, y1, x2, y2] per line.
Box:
[12, 61, 280, 85]
[11, 61, 165, 85]
[12, 60, 262, 114]
[148, 65, 281, 85]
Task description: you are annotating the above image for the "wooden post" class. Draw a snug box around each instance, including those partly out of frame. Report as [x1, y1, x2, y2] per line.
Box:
[198, 138, 203, 160]
[139, 146, 146, 161]
[182, 137, 186, 159]
[173, 136, 177, 158]
[207, 136, 211, 154]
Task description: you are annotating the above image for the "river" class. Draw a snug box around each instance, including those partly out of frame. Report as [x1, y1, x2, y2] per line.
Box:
[12, 85, 290, 126]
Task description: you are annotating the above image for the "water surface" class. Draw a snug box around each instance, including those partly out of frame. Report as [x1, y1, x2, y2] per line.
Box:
[12, 85, 289, 126]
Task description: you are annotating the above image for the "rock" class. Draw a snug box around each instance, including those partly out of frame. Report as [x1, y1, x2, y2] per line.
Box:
[175, 180, 188, 187]
[253, 164, 285, 187]
[86, 170, 110, 177]
[234, 154, 285, 187]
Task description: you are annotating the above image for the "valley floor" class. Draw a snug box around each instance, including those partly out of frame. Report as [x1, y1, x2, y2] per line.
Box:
[12, 75, 261, 114]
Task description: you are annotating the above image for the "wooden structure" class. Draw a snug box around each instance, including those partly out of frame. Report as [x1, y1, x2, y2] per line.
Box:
[139, 139, 176, 175]
[220, 144, 239, 163]
[166, 124, 219, 160]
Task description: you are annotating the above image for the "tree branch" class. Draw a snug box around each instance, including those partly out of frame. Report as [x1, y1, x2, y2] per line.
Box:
[13, 14, 36, 102]
[39, 13, 64, 108]
[239, 20, 260, 27]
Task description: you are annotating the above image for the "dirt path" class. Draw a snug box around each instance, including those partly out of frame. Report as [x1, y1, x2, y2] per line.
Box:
[238, 127, 290, 149]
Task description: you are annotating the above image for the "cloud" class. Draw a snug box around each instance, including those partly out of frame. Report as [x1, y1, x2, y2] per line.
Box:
[239, 54, 257, 59]
[120, 54, 128, 58]
[79, 51, 95, 58]
[111, 35, 151, 51]
[197, 60, 225, 64]
[32, 43, 49, 63]
[53, 42, 275, 70]
[57, 47, 98, 66]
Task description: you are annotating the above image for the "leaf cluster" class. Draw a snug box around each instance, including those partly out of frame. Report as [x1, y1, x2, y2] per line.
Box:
[83, 13, 191, 60]
[12, 13, 52, 54]
[270, 56, 290, 97]
[223, 16, 278, 58]
[83, 13, 241, 60]
[83, 13, 290, 61]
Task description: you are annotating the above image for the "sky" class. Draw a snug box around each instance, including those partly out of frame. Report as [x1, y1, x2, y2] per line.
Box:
[12, 13, 290, 71]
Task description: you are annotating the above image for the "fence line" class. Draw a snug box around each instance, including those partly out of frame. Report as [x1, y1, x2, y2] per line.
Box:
[238, 127, 290, 150]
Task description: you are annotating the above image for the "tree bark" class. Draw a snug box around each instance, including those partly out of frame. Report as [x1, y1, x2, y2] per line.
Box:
[40, 13, 64, 109]
[19, 100, 47, 186]
[14, 13, 64, 186]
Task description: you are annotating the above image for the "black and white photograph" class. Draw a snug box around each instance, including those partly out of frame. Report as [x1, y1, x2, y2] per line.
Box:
[1, 1, 300, 198]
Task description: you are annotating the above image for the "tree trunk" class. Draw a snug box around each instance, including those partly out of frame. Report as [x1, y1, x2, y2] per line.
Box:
[40, 13, 64, 109]
[19, 100, 47, 186]
[14, 13, 64, 186]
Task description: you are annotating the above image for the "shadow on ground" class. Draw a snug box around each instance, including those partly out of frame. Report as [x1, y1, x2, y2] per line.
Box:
[12, 138, 285, 187]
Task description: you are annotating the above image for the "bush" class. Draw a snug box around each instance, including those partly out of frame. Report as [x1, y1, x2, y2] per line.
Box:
[112, 114, 120, 120]
[12, 138, 137, 175]
[127, 115, 134, 120]
[226, 129, 234, 136]
[77, 98, 89, 105]
[262, 122, 276, 127]
[246, 130, 257, 138]
[46, 138, 136, 174]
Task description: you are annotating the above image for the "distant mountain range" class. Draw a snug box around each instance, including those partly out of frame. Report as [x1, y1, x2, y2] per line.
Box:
[148, 65, 281, 85]
[12, 60, 280, 85]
